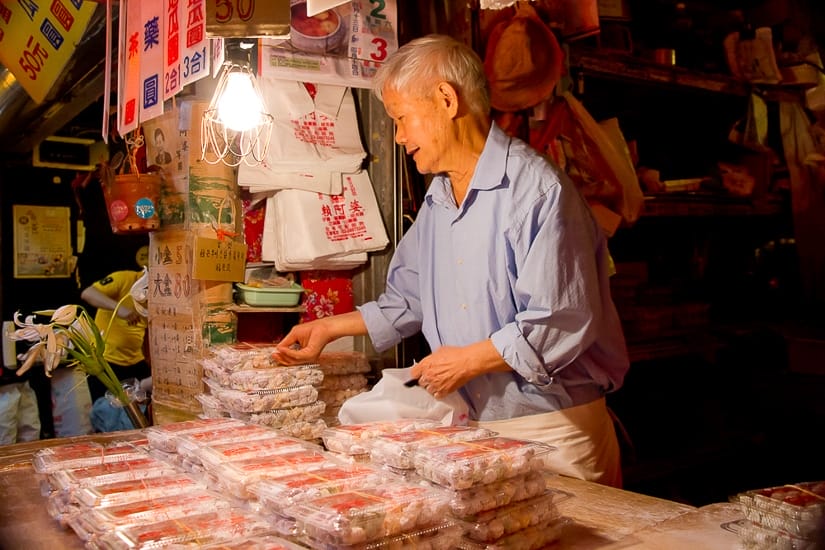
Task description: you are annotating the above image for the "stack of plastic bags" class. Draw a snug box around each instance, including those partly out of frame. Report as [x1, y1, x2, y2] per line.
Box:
[238, 78, 389, 271]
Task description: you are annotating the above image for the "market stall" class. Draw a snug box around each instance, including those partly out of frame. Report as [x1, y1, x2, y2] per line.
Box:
[0, 427, 746, 549]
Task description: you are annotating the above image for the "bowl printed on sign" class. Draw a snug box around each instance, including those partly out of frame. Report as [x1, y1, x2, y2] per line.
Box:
[289, 1, 345, 54]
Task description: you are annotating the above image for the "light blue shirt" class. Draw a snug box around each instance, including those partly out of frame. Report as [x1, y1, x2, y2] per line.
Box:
[359, 124, 630, 421]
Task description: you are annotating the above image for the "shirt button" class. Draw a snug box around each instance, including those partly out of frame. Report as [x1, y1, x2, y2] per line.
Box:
[457, 258, 463, 265]
[461, 304, 467, 310]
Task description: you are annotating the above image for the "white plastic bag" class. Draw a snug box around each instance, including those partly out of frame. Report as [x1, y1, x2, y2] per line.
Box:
[338, 367, 469, 426]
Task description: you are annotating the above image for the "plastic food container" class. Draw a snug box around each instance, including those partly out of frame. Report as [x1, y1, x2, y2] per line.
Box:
[66, 490, 231, 542]
[456, 490, 562, 542]
[738, 519, 822, 550]
[321, 419, 441, 455]
[208, 343, 281, 371]
[228, 400, 326, 427]
[204, 363, 324, 391]
[366, 426, 496, 469]
[413, 437, 555, 490]
[446, 470, 548, 517]
[236, 282, 305, 307]
[211, 449, 337, 499]
[33, 442, 146, 474]
[457, 516, 564, 550]
[47, 456, 178, 493]
[174, 423, 280, 461]
[300, 522, 463, 550]
[250, 464, 384, 535]
[315, 351, 371, 375]
[145, 418, 245, 452]
[194, 435, 313, 468]
[197, 535, 309, 549]
[735, 481, 825, 540]
[287, 480, 452, 546]
[73, 472, 205, 508]
[205, 379, 319, 412]
[92, 509, 273, 549]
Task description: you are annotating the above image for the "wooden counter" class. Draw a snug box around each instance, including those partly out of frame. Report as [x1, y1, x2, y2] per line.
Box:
[0, 432, 743, 549]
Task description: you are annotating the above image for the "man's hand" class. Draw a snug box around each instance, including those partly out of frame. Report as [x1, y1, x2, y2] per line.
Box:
[273, 320, 333, 365]
[410, 340, 510, 398]
[116, 305, 141, 326]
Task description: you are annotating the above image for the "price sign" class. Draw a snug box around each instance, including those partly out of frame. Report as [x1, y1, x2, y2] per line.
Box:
[261, 0, 397, 88]
[192, 235, 247, 282]
[0, 0, 97, 104]
[206, 0, 290, 38]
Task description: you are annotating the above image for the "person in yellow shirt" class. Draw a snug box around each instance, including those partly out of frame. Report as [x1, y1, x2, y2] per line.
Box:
[80, 270, 150, 402]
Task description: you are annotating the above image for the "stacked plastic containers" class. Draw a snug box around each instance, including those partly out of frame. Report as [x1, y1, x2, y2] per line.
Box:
[413, 436, 566, 549]
[321, 418, 443, 463]
[734, 481, 825, 549]
[197, 343, 327, 441]
[313, 351, 372, 427]
[31, 430, 289, 549]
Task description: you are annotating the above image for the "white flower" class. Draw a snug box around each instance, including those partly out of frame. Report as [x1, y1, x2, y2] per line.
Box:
[50, 305, 77, 326]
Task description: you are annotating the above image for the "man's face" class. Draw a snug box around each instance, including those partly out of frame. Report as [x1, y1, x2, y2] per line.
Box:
[382, 87, 449, 175]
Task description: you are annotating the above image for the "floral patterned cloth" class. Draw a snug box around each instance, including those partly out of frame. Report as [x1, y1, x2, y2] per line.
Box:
[300, 270, 355, 322]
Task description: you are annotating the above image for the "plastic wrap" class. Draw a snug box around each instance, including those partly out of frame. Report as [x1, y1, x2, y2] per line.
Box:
[145, 418, 245, 452]
[445, 470, 548, 517]
[366, 426, 496, 469]
[321, 419, 441, 455]
[413, 437, 554, 490]
[33, 442, 146, 474]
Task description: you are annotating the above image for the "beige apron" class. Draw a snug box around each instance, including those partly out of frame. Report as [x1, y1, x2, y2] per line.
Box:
[470, 397, 623, 488]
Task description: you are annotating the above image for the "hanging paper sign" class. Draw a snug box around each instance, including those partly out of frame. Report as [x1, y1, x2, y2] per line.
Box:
[260, 0, 397, 89]
[181, 0, 210, 87]
[118, 0, 143, 135]
[306, 0, 350, 17]
[140, 0, 165, 123]
[163, 0, 184, 100]
[205, 0, 290, 38]
[0, 0, 96, 104]
[192, 235, 247, 281]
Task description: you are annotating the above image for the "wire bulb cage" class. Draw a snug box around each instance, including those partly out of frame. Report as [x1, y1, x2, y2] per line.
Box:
[201, 60, 273, 167]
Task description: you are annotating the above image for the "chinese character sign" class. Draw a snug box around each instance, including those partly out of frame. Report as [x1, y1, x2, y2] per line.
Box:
[0, 0, 97, 104]
[140, 0, 165, 122]
[181, 0, 210, 88]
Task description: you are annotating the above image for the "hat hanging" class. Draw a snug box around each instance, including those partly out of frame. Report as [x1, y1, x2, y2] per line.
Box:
[484, 1, 563, 112]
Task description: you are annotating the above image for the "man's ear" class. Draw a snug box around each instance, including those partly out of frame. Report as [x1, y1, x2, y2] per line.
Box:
[436, 81, 460, 118]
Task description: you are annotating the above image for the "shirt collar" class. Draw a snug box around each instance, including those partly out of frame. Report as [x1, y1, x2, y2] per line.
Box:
[425, 123, 510, 207]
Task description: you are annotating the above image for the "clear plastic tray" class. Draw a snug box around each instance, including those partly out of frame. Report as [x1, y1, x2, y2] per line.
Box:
[413, 437, 555, 490]
[274, 418, 328, 441]
[288, 480, 451, 546]
[211, 449, 338, 499]
[735, 481, 825, 539]
[145, 418, 245, 452]
[457, 517, 564, 550]
[738, 519, 822, 550]
[91, 509, 274, 549]
[446, 470, 548, 517]
[300, 522, 463, 550]
[251, 464, 383, 535]
[174, 423, 279, 460]
[206, 379, 319, 412]
[456, 490, 562, 542]
[318, 373, 369, 391]
[73, 472, 205, 508]
[316, 351, 371, 375]
[194, 435, 314, 468]
[204, 362, 323, 391]
[195, 393, 230, 418]
[47, 456, 178, 493]
[321, 419, 442, 455]
[366, 426, 496, 469]
[207, 343, 280, 371]
[196, 534, 309, 549]
[33, 441, 147, 474]
[66, 489, 231, 542]
[228, 400, 326, 427]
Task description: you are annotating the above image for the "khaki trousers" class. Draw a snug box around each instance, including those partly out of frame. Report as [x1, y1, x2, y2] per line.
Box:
[470, 397, 623, 488]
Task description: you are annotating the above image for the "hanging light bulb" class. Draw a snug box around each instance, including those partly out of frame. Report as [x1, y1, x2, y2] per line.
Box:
[201, 41, 273, 167]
